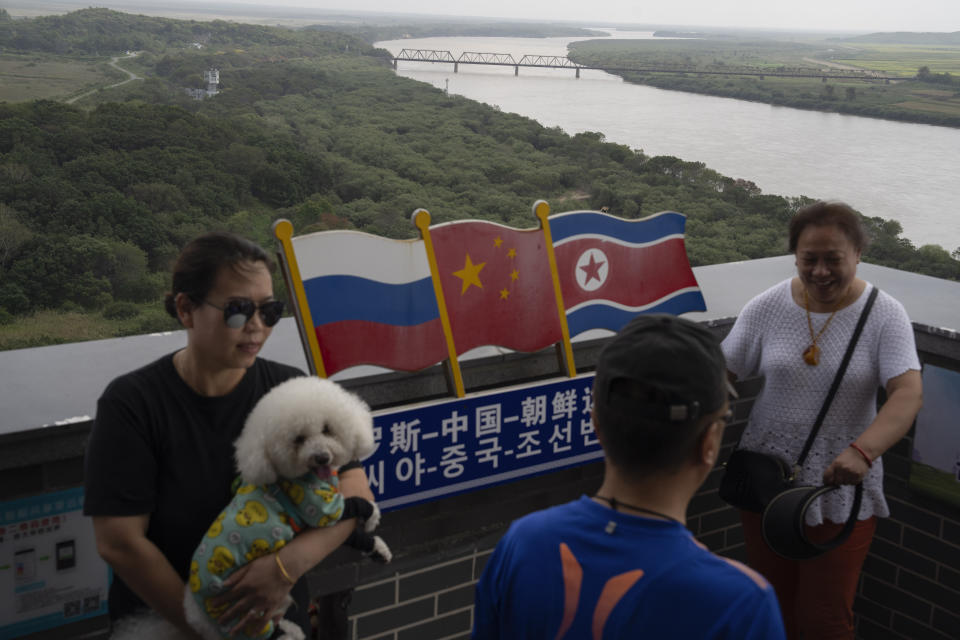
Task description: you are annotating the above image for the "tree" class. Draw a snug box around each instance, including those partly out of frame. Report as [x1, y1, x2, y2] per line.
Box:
[0, 283, 30, 315]
[910, 244, 960, 280]
[0, 204, 32, 276]
[250, 164, 302, 206]
[5, 235, 139, 311]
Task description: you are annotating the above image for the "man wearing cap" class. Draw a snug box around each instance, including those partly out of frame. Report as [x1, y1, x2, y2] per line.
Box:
[472, 314, 786, 639]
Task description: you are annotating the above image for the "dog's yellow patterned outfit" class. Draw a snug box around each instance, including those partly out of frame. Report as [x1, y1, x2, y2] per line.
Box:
[189, 470, 344, 639]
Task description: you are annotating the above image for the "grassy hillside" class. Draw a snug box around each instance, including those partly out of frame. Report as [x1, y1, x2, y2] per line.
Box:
[0, 52, 126, 102]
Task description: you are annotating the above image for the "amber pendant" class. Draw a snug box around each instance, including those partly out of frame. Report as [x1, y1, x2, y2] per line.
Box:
[803, 344, 820, 366]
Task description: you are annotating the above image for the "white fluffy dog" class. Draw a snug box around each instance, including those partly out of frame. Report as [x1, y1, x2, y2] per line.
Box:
[111, 376, 390, 640]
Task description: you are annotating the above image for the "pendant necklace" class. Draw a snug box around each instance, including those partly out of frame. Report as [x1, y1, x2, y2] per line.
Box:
[593, 495, 680, 524]
[803, 287, 839, 366]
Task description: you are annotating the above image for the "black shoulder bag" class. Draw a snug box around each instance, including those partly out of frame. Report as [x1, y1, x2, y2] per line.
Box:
[718, 286, 879, 512]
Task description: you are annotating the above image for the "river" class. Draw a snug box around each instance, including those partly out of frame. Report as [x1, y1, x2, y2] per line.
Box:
[376, 31, 960, 252]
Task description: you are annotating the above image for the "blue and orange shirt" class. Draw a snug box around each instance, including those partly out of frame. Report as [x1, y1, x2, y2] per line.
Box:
[473, 496, 785, 640]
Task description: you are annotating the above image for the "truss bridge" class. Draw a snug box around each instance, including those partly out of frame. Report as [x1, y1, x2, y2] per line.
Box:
[392, 49, 896, 82]
[395, 49, 589, 77]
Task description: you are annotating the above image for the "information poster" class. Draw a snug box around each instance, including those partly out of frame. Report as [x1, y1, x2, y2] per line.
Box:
[909, 364, 960, 507]
[0, 487, 109, 639]
[366, 373, 602, 511]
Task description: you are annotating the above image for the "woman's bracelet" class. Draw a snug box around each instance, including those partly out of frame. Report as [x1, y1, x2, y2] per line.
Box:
[849, 442, 873, 467]
[275, 553, 296, 585]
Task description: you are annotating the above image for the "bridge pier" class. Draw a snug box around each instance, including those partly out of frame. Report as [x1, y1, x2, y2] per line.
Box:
[576, 68, 580, 79]
[393, 59, 397, 70]
[454, 62, 458, 73]
[514, 65, 519, 76]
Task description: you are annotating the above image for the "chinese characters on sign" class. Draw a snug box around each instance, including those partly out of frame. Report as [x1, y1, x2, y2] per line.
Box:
[364, 374, 601, 511]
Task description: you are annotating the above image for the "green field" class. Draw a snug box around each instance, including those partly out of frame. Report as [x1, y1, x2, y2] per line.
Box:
[909, 462, 960, 508]
[830, 43, 960, 77]
[0, 53, 124, 102]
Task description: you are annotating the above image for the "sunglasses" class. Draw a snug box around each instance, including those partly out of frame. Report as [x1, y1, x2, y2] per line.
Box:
[204, 298, 285, 329]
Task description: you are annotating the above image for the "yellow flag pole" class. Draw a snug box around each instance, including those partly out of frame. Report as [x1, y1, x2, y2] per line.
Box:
[413, 209, 465, 398]
[534, 200, 576, 377]
[273, 219, 327, 378]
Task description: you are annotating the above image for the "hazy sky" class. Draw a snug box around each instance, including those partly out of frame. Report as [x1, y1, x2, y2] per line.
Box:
[256, 0, 960, 33]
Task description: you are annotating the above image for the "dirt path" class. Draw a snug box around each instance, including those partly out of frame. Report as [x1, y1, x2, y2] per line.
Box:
[66, 52, 142, 104]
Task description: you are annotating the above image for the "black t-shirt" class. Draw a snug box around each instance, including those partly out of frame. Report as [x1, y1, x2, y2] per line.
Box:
[83, 353, 305, 623]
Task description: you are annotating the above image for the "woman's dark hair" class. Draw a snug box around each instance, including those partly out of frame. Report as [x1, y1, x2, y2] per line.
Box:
[163, 232, 275, 321]
[788, 201, 868, 253]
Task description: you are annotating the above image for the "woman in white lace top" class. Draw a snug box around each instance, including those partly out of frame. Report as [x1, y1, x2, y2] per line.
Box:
[721, 201, 922, 640]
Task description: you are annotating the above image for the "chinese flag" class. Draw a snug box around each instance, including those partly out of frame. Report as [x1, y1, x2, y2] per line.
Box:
[429, 220, 562, 355]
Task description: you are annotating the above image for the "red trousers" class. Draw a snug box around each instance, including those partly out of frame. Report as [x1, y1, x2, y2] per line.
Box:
[740, 511, 877, 640]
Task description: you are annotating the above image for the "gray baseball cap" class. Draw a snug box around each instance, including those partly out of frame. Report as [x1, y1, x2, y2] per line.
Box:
[593, 314, 735, 424]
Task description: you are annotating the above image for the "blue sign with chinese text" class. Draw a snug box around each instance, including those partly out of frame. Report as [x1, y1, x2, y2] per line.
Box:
[364, 373, 601, 511]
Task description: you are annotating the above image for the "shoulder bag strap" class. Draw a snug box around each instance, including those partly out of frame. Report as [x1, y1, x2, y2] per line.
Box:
[793, 286, 879, 475]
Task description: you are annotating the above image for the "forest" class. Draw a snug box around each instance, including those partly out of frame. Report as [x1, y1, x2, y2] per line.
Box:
[1, 9, 958, 348]
[0, 7, 375, 56]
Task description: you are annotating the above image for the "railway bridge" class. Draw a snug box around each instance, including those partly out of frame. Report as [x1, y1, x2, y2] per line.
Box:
[392, 48, 895, 82]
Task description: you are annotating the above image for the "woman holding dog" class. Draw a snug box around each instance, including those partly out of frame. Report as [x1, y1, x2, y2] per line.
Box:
[84, 231, 373, 638]
[721, 201, 922, 640]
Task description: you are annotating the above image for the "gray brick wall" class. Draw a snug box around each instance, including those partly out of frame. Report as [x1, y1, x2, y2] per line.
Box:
[336, 325, 960, 640]
[348, 552, 486, 639]
[5, 323, 960, 640]
[853, 426, 960, 639]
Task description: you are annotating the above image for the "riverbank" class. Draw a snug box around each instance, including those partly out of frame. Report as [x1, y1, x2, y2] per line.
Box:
[567, 37, 960, 129]
[383, 32, 960, 251]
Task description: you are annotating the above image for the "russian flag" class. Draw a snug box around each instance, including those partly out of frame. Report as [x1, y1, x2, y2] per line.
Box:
[291, 230, 448, 375]
[550, 210, 706, 337]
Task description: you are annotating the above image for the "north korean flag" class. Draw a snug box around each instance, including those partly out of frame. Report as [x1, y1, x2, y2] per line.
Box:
[550, 210, 706, 337]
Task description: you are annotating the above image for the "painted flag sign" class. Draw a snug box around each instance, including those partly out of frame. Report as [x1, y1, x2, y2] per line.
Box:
[428, 219, 563, 356]
[364, 373, 601, 511]
[275, 203, 703, 392]
[550, 210, 706, 337]
[281, 225, 449, 376]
